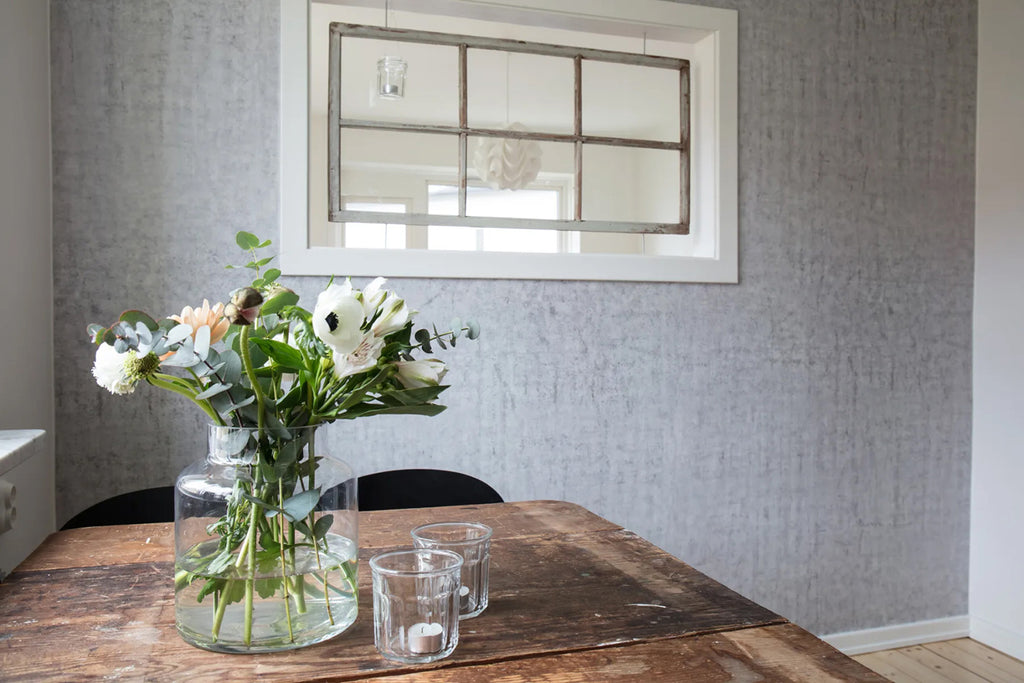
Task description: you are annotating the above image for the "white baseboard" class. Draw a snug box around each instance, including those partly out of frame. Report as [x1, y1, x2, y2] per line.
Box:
[822, 616, 970, 656]
[970, 616, 1024, 662]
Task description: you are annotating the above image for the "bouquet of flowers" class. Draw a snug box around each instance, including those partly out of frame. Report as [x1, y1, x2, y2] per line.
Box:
[87, 231, 478, 651]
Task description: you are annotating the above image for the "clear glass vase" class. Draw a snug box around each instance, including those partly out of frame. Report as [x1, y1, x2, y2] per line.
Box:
[174, 424, 358, 653]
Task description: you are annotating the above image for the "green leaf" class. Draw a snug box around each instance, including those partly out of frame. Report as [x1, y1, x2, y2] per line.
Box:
[343, 403, 447, 418]
[466, 319, 481, 340]
[250, 337, 306, 373]
[236, 231, 260, 250]
[195, 383, 231, 400]
[414, 328, 432, 353]
[195, 577, 225, 604]
[263, 268, 282, 282]
[312, 514, 334, 540]
[258, 456, 279, 484]
[261, 289, 300, 316]
[119, 310, 159, 332]
[257, 239, 272, 248]
[449, 319, 462, 339]
[282, 488, 321, 523]
[87, 323, 107, 343]
[256, 256, 274, 267]
[382, 385, 447, 405]
[254, 578, 282, 599]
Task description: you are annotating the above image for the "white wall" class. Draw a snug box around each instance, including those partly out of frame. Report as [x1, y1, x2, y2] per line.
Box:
[0, 1, 54, 530]
[970, 0, 1024, 661]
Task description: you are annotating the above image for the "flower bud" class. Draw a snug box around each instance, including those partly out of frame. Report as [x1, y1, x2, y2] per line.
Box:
[225, 287, 264, 325]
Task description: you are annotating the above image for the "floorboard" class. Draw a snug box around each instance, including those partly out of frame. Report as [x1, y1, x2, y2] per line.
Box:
[854, 639, 1024, 683]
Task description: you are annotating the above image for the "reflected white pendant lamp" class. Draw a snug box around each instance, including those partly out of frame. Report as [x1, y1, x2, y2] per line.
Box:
[472, 54, 542, 191]
[473, 123, 543, 191]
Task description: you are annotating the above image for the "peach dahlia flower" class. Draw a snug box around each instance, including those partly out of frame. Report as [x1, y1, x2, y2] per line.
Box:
[170, 299, 230, 344]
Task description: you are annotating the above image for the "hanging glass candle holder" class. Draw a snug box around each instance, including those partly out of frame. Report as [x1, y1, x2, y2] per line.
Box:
[377, 56, 407, 99]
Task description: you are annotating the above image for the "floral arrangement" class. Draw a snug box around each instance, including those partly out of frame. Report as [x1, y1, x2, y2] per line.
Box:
[87, 231, 478, 650]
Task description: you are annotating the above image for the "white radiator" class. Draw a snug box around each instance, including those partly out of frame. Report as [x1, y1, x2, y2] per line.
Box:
[0, 430, 53, 580]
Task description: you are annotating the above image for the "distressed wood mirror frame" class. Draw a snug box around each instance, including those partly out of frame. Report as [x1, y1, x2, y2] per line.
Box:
[328, 23, 691, 236]
[280, 0, 738, 283]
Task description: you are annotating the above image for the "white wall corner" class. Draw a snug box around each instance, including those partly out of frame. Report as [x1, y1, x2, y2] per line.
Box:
[821, 616, 970, 656]
[971, 616, 1024, 663]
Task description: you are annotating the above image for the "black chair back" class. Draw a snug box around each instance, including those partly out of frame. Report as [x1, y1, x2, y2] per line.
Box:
[61, 469, 502, 528]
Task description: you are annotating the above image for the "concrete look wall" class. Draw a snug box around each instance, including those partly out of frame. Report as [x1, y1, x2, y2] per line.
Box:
[50, 0, 975, 635]
[1, 0, 54, 520]
[970, 0, 1024, 661]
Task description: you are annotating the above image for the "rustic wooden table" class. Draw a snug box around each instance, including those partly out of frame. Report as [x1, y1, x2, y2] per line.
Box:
[0, 500, 884, 681]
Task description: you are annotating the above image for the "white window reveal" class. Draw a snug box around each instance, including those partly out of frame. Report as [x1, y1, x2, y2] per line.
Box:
[281, 0, 738, 283]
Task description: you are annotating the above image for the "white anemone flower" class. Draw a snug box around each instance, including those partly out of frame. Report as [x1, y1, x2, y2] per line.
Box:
[394, 358, 448, 389]
[312, 280, 365, 355]
[92, 344, 136, 395]
[332, 333, 385, 380]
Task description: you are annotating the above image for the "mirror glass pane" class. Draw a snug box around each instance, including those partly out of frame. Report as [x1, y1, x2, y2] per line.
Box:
[467, 50, 574, 135]
[581, 60, 680, 142]
[581, 145, 680, 224]
[336, 128, 458, 215]
[340, 37, 458, 126]
[466, 137, 574, 218]
[429, 185, 564, 253]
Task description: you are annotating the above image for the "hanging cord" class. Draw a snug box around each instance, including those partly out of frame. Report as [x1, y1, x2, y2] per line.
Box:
[505, 52, 510, 126]
[384, 0, 389, 28]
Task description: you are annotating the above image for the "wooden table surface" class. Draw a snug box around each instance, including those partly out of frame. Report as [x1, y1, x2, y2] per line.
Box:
[0, 500, 885, 681]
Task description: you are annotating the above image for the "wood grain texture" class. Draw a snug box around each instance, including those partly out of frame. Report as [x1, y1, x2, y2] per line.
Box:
[15, 500, 617, 572]
[0, 534, 781, 680]
[378, 624, 888, 683]
[0, 502, 813, 681]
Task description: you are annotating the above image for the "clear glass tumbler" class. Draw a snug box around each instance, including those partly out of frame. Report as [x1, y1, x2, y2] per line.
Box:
[369, 548, 463, 664]
[411, 522, 492, 619]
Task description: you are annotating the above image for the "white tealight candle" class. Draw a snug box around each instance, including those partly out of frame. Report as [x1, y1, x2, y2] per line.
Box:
[459, 585, 471, 611]
[408, 622, 444, 654]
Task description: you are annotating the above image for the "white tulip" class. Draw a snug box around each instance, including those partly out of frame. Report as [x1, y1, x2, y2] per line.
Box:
[360, 277, 388, 317]
[395, 359, 448, 389]
[371, 292, 411, 337]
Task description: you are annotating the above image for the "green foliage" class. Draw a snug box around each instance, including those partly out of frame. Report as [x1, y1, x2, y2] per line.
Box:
[89, 230, 482, 631]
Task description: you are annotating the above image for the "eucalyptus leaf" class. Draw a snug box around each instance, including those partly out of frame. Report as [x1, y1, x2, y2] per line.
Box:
[221, 349, 243, 385]
[119, 310, 159, 332]
[414, 328, 432, 353]
[466, 319, 481, 340]
[161, 340, 198, 367]
[282, 488, 321, 523]
[165, 323, 194, 347]
[313, 514, 334, 541]
[195, 383, 230, 400]
[193, 324, 211, 361]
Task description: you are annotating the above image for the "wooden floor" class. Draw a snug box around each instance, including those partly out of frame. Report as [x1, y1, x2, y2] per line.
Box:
[854, 639, 1024, 682]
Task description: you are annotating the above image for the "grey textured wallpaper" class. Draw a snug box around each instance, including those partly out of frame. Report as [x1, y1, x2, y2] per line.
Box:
[50, 0, 976, 635]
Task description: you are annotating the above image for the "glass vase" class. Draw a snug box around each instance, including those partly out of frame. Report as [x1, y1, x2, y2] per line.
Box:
[174, 424, 358, 653]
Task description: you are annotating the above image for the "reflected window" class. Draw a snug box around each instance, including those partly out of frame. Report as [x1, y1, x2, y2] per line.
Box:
[427, 184, 570, 253]
[340, 199, 408, 249]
